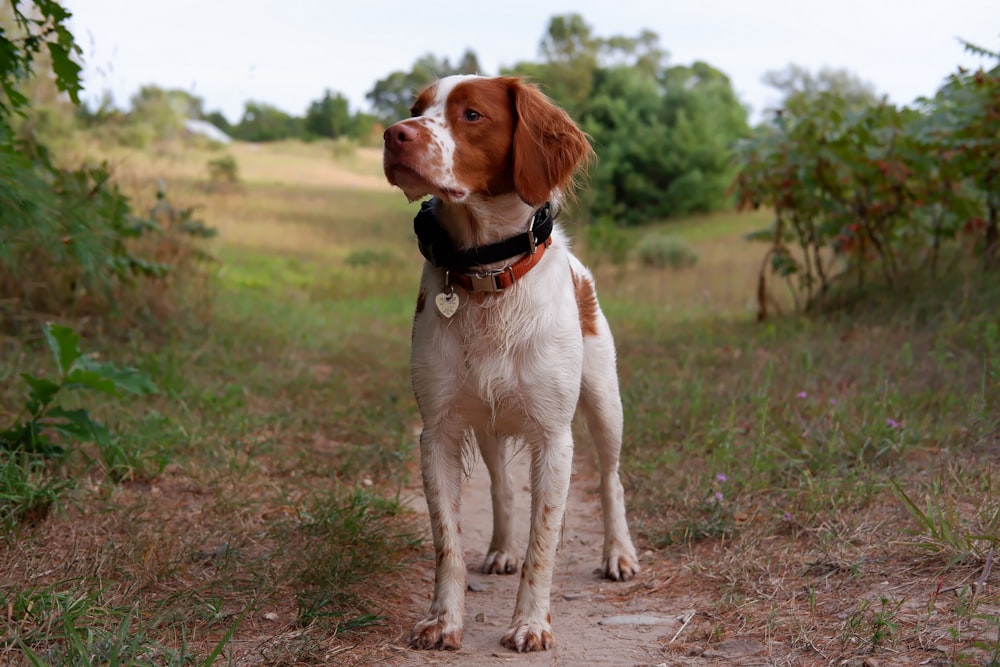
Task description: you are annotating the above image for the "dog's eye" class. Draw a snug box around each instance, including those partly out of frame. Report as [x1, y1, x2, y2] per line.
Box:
[463, 109, 482, 122]
[410, 108, 422, 118]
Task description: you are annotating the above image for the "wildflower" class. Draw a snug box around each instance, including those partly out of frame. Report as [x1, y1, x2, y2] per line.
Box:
[716, 473, 728, 483]
[886, 418, 900, 429]
[797, 391, 808, 399]
[784, 511, 792, 522]
[715, 491, 724, 502]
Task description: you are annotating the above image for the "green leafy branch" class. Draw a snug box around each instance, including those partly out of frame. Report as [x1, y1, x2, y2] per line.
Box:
[0, 324, 157, 460]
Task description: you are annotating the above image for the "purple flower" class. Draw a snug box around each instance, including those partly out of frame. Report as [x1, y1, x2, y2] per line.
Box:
[829, 398, 839, 406]
[716, 473, 728, 483]
[715, 491, 724, 502]
[784, 511, 793, 522]
[797, 391, 808, 399]
[886, 418, 900, 429]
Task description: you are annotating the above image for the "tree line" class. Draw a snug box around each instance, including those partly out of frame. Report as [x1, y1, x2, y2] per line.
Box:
[68, 14, 752, 225]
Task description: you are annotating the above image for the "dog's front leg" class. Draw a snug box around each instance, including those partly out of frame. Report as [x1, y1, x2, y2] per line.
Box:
[500, 428, 573, 652]
[410, 427, 466, 650]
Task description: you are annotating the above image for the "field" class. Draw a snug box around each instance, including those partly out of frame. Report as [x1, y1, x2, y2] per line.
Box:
[1, 138, 998, 666]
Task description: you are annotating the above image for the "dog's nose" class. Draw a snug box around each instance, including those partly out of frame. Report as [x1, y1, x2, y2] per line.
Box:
[384, 121, 418, 147]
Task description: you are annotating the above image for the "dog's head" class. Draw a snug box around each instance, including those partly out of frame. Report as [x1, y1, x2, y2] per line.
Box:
[383, 75, 592, 207]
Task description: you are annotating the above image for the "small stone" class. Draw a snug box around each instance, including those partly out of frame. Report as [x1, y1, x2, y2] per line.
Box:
[562, 591, 592, 601]
[598, 614, 674, 626]
[262, 612, 278, 622]
[361, 478, 373, 487]
[475, 613, 486, 622]
[467, 581, 487, 592]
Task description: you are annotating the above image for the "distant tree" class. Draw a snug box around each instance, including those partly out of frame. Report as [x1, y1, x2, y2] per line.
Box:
[304, 89, 352, 139]
[763, 64, 880, 114]
[505, 14, 669, 116]
[128, 85, 205, 136]
[503, 15, 746, 223]
[202, 110, 232, 134]
[350, 111, 382, 145]
[230, 101, 302, 142]
[583, 63, 749, 223]
[366, 50, 482, 123]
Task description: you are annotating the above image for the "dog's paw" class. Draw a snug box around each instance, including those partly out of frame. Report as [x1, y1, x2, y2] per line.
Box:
[409, 617, 462, 651]
[602, 545, 640, 582]
[500, 619, 554, 652]
[481, 549, 519, 575]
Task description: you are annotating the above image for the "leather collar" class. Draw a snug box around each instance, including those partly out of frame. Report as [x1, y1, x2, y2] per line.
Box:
[413, 200, 554, 292]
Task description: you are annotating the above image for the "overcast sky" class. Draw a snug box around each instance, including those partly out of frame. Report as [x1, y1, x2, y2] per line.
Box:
[65, 1, 1000, 123]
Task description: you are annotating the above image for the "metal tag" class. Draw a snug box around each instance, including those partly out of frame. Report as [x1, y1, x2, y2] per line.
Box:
[435, 291, 459, 318]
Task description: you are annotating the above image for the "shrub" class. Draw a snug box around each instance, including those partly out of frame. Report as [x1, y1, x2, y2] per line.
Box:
[207, 153, 239, 186]
[0, 1, 216, 329]
[331, 137, 357, 160]
[582, 217, 633, 268]
[634, 233, 699, 269]
[734, 39, 999, 317]
[0, 151, 217, 329]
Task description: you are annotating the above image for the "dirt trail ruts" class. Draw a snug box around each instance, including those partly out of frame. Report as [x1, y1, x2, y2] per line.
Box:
[386, 447, 694, 666]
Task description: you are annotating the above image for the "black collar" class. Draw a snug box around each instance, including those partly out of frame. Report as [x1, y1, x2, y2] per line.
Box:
[413, 200, 554, 270]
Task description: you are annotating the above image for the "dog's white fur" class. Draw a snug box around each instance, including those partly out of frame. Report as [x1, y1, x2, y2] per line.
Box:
[383, 75, 639, 653]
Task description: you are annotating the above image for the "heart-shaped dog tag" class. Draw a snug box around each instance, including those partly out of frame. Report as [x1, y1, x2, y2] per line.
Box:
[435, 291, 459, 318]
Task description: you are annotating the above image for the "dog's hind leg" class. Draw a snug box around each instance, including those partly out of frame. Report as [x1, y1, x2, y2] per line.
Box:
[578, 323, 640, 582]
[477, 432, 520, 574]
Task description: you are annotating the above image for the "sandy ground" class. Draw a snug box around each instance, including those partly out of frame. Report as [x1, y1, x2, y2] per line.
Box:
[378, 446, 754, 667]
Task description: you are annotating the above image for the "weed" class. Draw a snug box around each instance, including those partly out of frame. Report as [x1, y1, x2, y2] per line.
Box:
[0, 324, 156, 527]
[841, 597, 903, 652]
[891, 474, 1000, 567]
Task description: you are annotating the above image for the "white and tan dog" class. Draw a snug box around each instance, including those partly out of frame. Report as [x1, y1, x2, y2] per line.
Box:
[382, 75, 639, 653]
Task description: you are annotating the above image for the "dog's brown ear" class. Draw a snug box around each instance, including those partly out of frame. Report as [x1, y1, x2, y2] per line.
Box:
[509, 79, 593, 207]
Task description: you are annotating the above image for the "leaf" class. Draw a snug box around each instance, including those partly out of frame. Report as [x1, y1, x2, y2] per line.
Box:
[43, 324, 82, 376]
[20, 374, 60, 412]
[45, 407, 110, 445]
[63, 368, 120, 396]
[45, 42, 82, 105]
[73, 358, 158, 396]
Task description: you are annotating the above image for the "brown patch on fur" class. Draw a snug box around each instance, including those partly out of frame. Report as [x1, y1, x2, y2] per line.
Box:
[410, 83, 438, 118]
[572, 271, 599, 337]
[546, 613, 552, 624]
[447, 78, 518, 199]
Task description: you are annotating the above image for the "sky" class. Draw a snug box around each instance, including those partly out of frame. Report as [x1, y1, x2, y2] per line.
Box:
[64, 1, 1000, 124]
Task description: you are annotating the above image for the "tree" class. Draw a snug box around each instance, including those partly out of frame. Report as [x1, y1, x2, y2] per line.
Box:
[230, 101, 302, 142]
[1, 0, 81, 133]
[583, 62, 750, 223]
[128, 85, 204, 136]
[763, 64, 880, 114]
[304, 89, 352, 139]
[366, 50, 481, 123]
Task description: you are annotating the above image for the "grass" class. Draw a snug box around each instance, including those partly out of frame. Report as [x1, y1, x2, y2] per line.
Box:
[1, 134, 998, 664]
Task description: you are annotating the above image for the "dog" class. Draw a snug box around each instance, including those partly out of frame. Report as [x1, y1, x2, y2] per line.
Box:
[382, 75, 639, 653]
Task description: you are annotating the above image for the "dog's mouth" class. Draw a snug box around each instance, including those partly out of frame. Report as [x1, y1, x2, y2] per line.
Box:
[385, 163, 467, 203]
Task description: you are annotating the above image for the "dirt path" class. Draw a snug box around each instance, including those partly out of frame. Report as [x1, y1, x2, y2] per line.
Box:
[384, 447, 702, 666]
